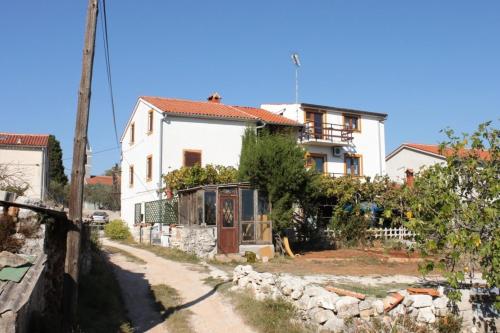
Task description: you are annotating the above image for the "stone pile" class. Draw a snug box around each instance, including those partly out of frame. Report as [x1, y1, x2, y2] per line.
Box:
[232, 265, 487, 332]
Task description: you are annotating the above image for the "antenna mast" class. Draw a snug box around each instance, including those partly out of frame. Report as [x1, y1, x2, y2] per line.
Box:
[291, 53, 301, 104]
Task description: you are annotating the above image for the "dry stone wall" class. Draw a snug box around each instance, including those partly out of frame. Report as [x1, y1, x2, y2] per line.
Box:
[169, 226, 217, 259]
[232, 265, 498, 333]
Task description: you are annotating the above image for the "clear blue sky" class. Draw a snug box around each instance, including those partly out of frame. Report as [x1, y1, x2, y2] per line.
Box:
[1, 1, 498, 175]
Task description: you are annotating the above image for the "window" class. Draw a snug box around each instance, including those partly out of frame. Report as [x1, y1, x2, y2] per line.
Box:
[146, 155, 153, 181]
[241, 189, 255, 242]
[147, 110, 154, 133]
[306, 153, 326, 174]
[343, 114, 360, 132]
[130, 123, 135, 144]
[345, 155, 362, 176]
[183, 150, 202, 167]
[305, 110, 325, 139]
[129, 165, 134, 186]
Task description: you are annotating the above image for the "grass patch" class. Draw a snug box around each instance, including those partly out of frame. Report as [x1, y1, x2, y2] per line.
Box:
[128, 242, 200, 264]
[77, 250, 133, 333]
[104, 245, 147, 264]
[150, 284, 195, 333]
[228, 290, 312, 333]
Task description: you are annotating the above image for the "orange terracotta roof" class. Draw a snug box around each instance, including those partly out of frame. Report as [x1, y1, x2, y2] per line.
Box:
[405, 143, 491, 160]
[86, 176, 114, 186]
[140, 96, 300, 126]
[0, 132, 49, 147]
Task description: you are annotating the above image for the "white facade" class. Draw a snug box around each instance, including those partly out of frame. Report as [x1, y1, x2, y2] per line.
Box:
[261, 103, 387, 179]
[386, 145, 445, 183]
[121, 99, 250, 226]
[0, 146, 49, 200]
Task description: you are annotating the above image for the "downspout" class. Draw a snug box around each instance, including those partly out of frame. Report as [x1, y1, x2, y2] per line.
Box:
[158, 113, 167, 233]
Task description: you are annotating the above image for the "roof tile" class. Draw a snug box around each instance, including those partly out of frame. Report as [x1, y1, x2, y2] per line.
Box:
[0, 133, 49, 147]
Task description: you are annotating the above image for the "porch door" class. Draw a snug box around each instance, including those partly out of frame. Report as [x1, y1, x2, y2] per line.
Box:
[306, 111, 324, 139]
[218, 191, 239, 254]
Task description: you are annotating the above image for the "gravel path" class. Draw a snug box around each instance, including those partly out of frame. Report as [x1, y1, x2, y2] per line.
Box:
[103, 239, 256, 333]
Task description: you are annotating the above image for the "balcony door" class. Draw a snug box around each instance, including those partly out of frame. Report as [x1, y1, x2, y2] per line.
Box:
[306, 111, 324, 139]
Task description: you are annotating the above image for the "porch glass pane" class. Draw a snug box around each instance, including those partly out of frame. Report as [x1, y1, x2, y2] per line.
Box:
[204, 191, 216, 225]
[257, 192, 270, 222]
[241, 222, 255, 242]
[256, 222, 272, 242]
[241, 189, 254, 221]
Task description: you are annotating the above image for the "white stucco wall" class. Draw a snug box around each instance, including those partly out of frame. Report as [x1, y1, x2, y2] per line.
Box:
[0, 147, 48, 200]
[386, 147, 445, 183]
[261, 104, 386, 179]
[121, 99, 250, 226]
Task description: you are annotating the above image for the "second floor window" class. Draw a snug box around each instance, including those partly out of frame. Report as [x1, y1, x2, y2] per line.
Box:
[129, 165, 134, 186]
[147, 110, 154, 133]
[146, 155, 153, 181]
[305, 111, 324, 139]
[184, 150, 202, 167]
[130, 123, 135, 144]
[345, 155, 361, 176]
[344, 114, 360, 132]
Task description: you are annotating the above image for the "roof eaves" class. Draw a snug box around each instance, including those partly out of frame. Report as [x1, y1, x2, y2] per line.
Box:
[301, 103, 388, 119]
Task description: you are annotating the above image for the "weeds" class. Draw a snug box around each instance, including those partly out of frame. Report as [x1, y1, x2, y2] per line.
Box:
[130, 242, 200, 264]
[228, 290, 312, 333]
[77, 250, 132, 333]
[150, 284, 195, 333]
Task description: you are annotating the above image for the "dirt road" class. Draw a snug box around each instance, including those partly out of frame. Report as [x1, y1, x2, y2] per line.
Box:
[103, 239, 255, 333]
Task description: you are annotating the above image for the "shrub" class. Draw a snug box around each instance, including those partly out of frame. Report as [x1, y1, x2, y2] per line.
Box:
[164, 164, 238, 191]
[104, 220, 131, 240]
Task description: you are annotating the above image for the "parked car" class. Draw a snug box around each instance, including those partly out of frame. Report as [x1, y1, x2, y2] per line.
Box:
[91, 211, 109, 224]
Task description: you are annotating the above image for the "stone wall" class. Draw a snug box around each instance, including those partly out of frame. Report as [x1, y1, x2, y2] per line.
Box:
[169, 225, 217, 259]
[232, 265, 498, 333]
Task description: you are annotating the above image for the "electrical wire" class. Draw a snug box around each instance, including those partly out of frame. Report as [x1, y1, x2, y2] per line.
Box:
[100, 0, 120, 146]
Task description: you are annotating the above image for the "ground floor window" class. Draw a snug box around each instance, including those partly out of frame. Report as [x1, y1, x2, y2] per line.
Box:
[345, 154, 362, 176]
[240, 189, 272, 244]
[306, 153, 327, 174]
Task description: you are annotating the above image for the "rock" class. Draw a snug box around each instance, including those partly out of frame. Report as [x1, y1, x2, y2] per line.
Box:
[389, 304, 406, 317]
[434, 308, 449, 317]
[437, 285, 445, 296]
[237, 276, 250, 288]
[417, 307, 436, 323]
[248, 270, 261, 283]
[303, 285, 329, 298]
[315, 294, 339, 311]
[358, 299, 373, 311]
[312, 309, 335, 324]
[359, 308, 374, 319]
[372, 300, 384, 315]
[402, 296, 414, 307]
[335, 296, 360, 319]
[279, 276, 306, 296]
[409, 295, 433, 308]
[297, 294, 311, 310]
[432, 296, 449, 309]
[290, 289, 303, 300]
[323, 317, 345, 333]
[262, 256, 269, 263]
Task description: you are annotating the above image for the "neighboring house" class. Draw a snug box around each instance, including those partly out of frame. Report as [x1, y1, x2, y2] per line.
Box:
[120, 93, 299, 227]
[0, 132, 50, 200]
[84, 175, 116, 210]
[260, 103, 387, 178]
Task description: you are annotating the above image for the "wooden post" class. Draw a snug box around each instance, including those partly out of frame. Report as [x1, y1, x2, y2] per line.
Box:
[63, 0, 98, 327]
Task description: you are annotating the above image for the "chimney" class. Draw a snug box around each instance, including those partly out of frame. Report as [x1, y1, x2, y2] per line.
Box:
[207, 92, 221, 103]
[405, 169, 414, 188]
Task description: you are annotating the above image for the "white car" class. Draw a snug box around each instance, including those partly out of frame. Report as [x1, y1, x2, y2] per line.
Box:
[91, 211, 109, 224]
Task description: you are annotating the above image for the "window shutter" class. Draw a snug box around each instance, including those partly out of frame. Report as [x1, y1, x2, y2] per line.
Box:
[184, 151, 201, 167]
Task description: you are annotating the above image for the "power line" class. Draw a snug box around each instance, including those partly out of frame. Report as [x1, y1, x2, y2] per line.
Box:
[100, 0, 120, 146]
[63, 145, 119, 160]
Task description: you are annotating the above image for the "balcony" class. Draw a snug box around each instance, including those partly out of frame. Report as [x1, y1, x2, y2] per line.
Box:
[299, 122, 353, 146]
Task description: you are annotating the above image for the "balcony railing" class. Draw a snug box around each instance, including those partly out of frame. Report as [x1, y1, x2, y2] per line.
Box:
[300, 122, 353, 144]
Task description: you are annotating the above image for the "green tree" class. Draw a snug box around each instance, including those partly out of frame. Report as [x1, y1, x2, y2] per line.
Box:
[163, 164, 238, 191]
[48, 135, 68, 185]
[406, 122, 499, 304]
[238, 127, 317, 232]
[84, 184, 120, 211]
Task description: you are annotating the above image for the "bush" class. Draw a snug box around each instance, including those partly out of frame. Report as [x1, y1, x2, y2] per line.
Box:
[104, 220, 131, 240]
[164, 164, 238, 191]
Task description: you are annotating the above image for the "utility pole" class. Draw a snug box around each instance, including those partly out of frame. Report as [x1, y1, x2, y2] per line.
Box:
[64, 0, 98, 327]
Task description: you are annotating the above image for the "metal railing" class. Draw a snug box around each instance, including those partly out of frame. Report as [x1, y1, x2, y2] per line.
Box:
[300, 122, 353, 143]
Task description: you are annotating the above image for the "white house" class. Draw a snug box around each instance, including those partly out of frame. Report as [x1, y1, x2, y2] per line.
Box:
[120, 93, 299, 227]
[260, 103, 387, 179]
[0, 132, 50, 200]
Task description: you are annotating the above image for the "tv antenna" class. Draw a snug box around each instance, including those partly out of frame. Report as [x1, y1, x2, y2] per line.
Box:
[291, 53, 301, 104]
